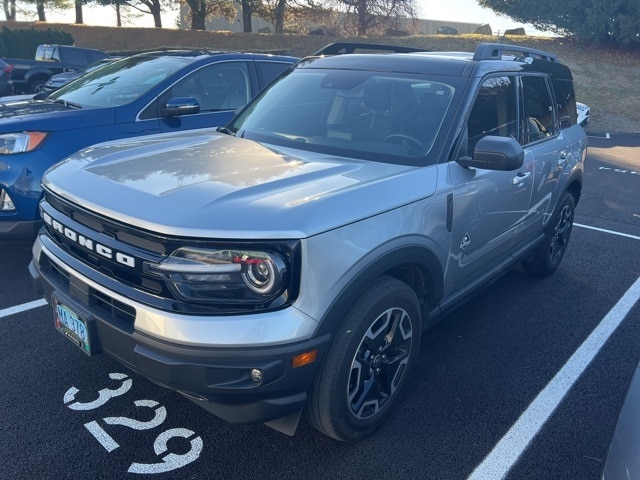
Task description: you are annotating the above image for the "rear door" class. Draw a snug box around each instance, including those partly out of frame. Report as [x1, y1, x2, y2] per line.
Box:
[522, 74, 577, 229]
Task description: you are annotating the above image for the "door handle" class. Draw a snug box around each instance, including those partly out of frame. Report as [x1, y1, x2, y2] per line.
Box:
[512, 171, 532, 185]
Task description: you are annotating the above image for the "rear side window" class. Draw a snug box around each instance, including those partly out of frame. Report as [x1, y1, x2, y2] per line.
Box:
[521, 75, 556, 144]
[63, 49, 91, 69]
[553, 78, 578, 128]
[256, 61, 293, 86]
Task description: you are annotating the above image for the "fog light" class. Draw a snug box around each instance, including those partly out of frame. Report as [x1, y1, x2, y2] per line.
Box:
[250, 368, 263, 383]
[0, 189, 15, 212]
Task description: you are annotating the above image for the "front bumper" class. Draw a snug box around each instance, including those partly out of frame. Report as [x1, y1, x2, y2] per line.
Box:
[30, 234, 330, 426]
[0, 217, 40, 240]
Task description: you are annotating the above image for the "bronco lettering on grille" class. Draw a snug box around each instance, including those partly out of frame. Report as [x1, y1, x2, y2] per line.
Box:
[43, 211, 136, 268]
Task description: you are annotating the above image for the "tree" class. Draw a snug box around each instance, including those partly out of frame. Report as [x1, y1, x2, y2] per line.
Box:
[3, 0, 16, 20]
[75, 0, 84, 23]
[329, 0, 417, 35]
[182, 0, 236, 30]
[20, 0, 72, 22]
[240, 0, 255, 32]
[478, 0, 640, 45]
[122, 0, 168, 27]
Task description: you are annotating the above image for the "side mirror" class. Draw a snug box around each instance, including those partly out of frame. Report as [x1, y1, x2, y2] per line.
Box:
[162, 96, 200, 117]
[457, 136, 524, 171]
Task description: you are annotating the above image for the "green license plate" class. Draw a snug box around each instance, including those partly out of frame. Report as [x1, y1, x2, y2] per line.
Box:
[53, 295, 92, 355]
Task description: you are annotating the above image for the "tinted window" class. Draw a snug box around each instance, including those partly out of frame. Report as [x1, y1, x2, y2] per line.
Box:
[522, 75, 555, 143]
[63, 49, 90, 69]
[467, 76, 519, 154]
[553, 78, 578, 128]
[256, 61, 292, 85]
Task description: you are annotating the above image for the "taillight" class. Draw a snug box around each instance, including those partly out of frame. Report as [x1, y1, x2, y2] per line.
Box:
[2, 64, 13, 74]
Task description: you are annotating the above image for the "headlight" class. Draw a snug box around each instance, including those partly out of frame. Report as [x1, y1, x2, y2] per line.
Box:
[145, 247, 291, 307]
[0, 132, 48, 154]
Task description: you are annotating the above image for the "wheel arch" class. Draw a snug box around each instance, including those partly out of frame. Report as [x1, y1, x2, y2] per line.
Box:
[314, 243, 444, 338]
[566, 176, 582, 206]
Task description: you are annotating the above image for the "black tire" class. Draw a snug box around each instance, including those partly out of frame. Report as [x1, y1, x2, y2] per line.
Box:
[306, 276, 421, 441]
[28, 77, 47, 94]
[523, 191, 576, 276]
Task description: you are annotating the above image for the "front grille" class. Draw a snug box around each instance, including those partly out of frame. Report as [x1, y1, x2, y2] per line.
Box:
[43, 190, 170, 297]
[46, 192, 166, 255]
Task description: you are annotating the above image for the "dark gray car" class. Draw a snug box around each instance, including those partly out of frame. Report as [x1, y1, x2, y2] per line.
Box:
[0, 60, 13, 96]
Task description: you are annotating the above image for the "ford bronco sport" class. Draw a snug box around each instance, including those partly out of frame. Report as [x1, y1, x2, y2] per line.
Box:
[30, 42, 587, 441]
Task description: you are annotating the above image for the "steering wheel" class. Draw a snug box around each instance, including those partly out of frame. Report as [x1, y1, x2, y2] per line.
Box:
[383, 134, 426, 155]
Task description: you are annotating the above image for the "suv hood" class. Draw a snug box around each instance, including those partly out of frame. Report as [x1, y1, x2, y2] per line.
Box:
[43, 130, 439, 239]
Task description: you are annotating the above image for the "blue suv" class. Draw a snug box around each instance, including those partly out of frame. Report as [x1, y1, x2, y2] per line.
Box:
[0, 49, 298, 239]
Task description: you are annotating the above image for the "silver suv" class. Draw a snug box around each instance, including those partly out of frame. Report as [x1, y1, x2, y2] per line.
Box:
[30, 42, 587, 441]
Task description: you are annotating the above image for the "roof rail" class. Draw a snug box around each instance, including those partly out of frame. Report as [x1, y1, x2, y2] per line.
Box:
[473, 43, 557, 62]
[313, 42, 428, 56]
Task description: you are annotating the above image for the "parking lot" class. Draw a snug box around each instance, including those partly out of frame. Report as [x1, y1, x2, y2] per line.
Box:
[1, 132, 639, 480]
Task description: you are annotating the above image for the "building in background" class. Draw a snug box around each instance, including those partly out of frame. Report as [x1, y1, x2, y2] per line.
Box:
[179, 4, 484, 36]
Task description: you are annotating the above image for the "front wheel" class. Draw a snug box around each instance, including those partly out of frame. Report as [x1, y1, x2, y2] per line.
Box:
[306, 276, 421, 441]
[523, 191, 575, 276]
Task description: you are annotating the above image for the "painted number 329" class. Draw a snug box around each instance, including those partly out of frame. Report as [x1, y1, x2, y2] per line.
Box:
[63, 372, 203, 474]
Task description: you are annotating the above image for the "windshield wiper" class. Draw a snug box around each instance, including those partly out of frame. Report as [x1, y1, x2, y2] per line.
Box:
[51, 98, 83, 109]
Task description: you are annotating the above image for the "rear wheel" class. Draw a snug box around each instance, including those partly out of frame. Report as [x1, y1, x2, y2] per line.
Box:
[28, 77, 48, 94]
[306, 276, 421, 441]
[524, 191, 575, 276]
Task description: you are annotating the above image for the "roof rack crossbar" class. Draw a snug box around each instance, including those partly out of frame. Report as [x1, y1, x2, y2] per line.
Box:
[313, 42, 428, 56]
[473, 43, 557, 62]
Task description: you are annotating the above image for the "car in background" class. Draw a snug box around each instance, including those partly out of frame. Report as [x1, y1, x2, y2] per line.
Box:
[0, 49, 298, 239]
[0, 60, 13, 97]
[41, 57, 121, 93]
[602, 359, 640, 478]
[577, 101, 590, 126]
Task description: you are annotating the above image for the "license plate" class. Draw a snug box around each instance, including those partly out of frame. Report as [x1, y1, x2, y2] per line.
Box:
[53, 295, 92, 355]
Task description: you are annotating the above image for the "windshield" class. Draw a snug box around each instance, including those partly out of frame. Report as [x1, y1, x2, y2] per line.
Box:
[228, 68, 458, 164]
[48, 55, 194, 108]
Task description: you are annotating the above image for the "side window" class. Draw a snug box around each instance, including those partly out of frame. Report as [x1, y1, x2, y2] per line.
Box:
[256, 61, 292, 86]
[553, 78, 578, 129]
[63, 49, 90, 69]
[153, 62, 251, 117]
[521, 75, 556, 143]
[466, 76, 518, 155]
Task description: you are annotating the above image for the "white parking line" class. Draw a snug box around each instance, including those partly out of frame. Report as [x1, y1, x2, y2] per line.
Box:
[468, 276, 640, 480]
[0, 299, 47, 319]
[575, 223, 640, 241]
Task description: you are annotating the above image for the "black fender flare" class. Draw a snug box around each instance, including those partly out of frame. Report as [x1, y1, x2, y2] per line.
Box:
[314, 239, 444, 338]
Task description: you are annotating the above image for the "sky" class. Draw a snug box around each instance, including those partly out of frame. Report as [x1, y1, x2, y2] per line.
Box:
[5, 0, 544, 36]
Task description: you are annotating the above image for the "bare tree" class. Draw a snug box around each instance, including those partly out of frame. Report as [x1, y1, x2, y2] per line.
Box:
[122, 0, 168, 27]
[75, 0, 83, 23]
[3, 0, 16, 20]
[182, 0, 236, 30]
[329, 0, 417, 35]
